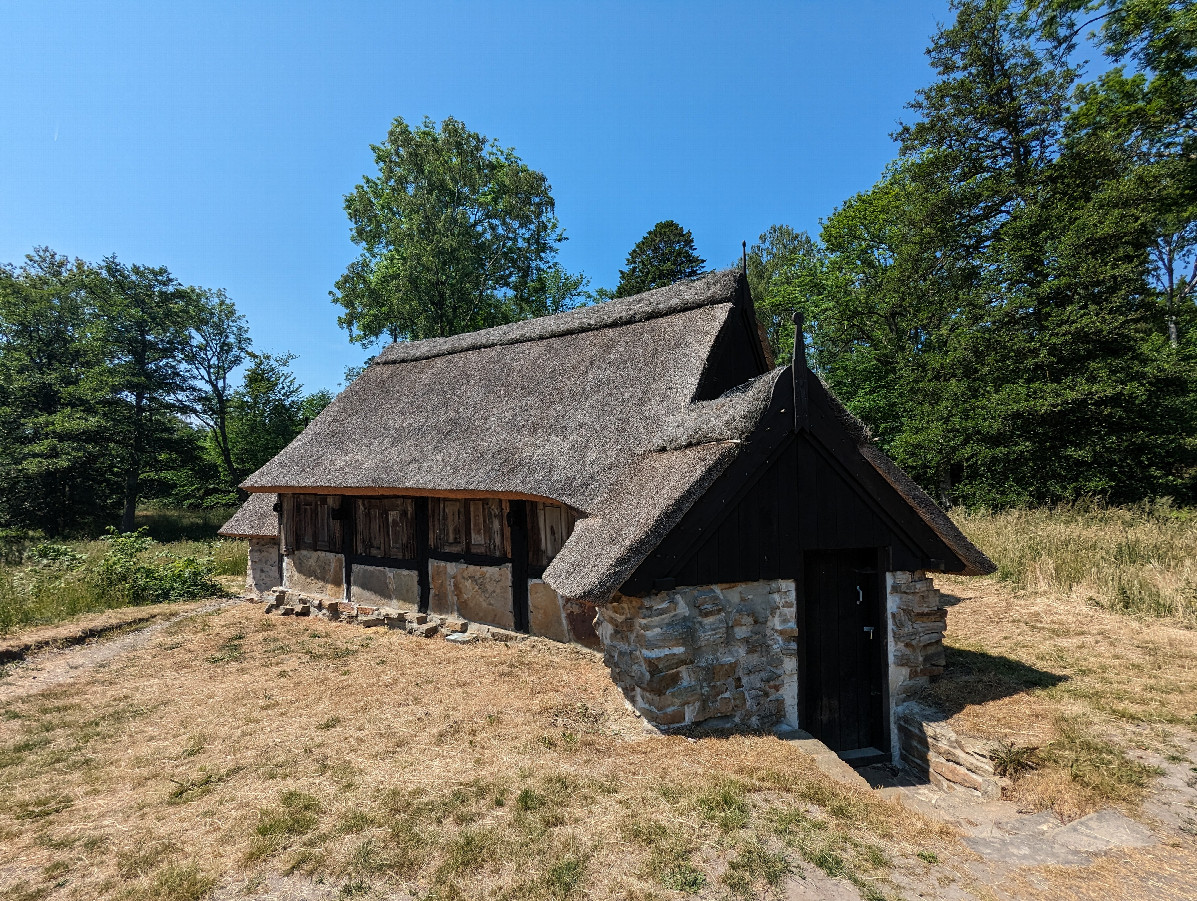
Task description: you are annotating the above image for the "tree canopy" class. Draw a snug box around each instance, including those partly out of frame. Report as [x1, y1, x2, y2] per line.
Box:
[332, 116, 587, 346]
[615, 221, 707, 297]
[759, 0, 1197, 507]
[0, 248, 331, 534]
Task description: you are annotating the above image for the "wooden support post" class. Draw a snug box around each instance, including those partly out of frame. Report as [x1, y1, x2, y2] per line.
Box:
[793, 311, 809, 433]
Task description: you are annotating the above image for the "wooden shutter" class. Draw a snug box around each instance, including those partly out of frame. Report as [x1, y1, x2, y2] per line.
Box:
[355, 499, 385, 557]
[386, 498, 416, 559]
[484, 499, 507, 557]
[432, 499, 464, 553]
[468, 500, 486, 554]
[529, 501, 578, 567]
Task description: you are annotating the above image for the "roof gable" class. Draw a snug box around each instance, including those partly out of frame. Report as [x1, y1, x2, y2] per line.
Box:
[218, 493, 278, 538]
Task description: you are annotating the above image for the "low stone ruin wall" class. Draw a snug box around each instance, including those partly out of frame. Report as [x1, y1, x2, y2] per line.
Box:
[597, 580, 798, 730]
[896, 702, 1004, 799]
[261, 589, 514, 643]
[246, 537, 280, 596]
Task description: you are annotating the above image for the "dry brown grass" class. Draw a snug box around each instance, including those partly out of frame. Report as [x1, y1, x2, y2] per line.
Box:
[951, 503, 1197, 624]
[933, 573, 1197, 820]
[0, 605, 967, 901]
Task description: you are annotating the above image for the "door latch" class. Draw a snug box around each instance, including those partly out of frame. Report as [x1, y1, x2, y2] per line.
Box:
[856, 586, 863, 605]
[863, 626, 875, 639]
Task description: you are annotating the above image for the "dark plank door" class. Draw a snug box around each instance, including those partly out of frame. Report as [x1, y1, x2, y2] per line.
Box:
[803, 548, 885, 753]
[507, 501, 530, 633]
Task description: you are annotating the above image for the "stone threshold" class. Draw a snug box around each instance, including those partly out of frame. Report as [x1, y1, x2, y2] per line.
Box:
[773, 726, 872, 790]
[259, 588, 527, 644]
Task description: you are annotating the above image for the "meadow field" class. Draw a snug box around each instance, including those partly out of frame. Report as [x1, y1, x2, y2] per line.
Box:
[0, 504, 1194, 900]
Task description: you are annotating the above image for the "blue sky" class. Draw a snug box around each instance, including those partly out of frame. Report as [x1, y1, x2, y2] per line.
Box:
[2, 1, 953, 394]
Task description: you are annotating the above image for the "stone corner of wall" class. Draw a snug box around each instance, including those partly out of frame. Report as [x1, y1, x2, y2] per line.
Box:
[597, 580, 796, 732]
[894, 701, 1005, 801]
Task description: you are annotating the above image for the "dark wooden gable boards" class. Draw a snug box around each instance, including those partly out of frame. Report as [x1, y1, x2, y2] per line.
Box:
[622, 366, 965, 595]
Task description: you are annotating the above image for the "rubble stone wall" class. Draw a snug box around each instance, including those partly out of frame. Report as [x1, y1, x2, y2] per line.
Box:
[596, 580, 798, 730]
[246, 538, 280, 597]
[896, 702, 1004, 799]
[283, 550, 345, 599]
[886, 570, 948, 764]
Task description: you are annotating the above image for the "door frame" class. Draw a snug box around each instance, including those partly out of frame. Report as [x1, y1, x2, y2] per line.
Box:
[797, 546, 891, 759]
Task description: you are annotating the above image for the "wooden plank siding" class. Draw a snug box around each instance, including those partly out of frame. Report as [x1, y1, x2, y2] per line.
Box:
[624, 365, 965, 595]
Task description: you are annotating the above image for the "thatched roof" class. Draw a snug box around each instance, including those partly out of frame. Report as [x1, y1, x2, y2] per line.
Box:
[242, 269, 749, 511]
[218, 493, 277, 538]
[242, 267, 991, 597]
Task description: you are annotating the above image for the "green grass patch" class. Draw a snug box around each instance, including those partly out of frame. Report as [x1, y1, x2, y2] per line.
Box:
[0, 529, 229, 634]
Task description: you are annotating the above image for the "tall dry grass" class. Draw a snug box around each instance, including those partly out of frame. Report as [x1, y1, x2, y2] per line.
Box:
[952, 501, 1197, 624]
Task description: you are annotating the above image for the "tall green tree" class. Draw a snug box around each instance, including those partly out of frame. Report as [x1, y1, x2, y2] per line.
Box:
[744, 225, 819, 362]
[615, 221, 706, 297]
[812, 0, 1196, 505]
[91, 256, 196, 531]
[333, 116, 586, 346]
[0, 249, 117, 533]
[227, 352, 331, 479]
[1039, 0, 1197, 343]
[180, 288, 251, 492]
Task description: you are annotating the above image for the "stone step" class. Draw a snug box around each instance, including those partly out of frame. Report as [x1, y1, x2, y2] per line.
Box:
[774, 727, 871, 790]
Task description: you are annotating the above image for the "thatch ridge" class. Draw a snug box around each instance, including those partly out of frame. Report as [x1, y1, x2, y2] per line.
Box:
[373, 269, 741, 366]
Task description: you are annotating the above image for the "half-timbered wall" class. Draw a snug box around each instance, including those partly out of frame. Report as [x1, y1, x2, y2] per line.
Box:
[278, 492, 587, 642]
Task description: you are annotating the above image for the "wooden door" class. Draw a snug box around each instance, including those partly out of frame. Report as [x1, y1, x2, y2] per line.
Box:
[802, 549, 886, 754]
[507, 501, 530, 633]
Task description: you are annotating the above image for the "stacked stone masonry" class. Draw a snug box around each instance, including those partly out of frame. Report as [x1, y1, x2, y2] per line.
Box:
[246, 538, 280, 596]
[262, 587, 523, 643]
[896, 702, 1006, 800]
[886, 570, 948, 711]
[597, 580, 799, 730]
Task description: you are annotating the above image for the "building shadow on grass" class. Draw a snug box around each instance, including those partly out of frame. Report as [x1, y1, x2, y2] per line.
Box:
[922, 645, 1068, 719]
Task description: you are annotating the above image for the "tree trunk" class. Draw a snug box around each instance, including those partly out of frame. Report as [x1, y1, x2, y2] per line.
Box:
[120, 469, 139, 533]
[936, 461, 954, 510]
[120, 393, 144, 533]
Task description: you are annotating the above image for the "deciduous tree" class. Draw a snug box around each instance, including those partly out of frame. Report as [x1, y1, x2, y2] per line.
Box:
[333, 116, 586, 346]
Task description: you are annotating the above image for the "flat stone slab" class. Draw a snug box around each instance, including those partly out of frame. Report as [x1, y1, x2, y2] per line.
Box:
[963, 832, 1090, 867]
[1054, 809, 1156, 852]
[962, 807, 1156, 866]
[774, 727, 871, 790]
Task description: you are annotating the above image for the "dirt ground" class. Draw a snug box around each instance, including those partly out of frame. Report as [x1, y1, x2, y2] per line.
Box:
[0, 583, 1194, 901]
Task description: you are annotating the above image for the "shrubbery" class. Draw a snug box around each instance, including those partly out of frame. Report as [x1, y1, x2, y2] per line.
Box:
[0, 528, 227, 634]
[90, 529, 223, 606]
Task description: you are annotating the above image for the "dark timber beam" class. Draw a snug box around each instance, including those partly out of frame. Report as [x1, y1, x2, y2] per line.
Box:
[793, 311, 809, 433]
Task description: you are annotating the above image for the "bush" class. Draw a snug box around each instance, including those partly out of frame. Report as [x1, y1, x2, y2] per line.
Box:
[91, 529, 223, 606]
[0, 529, 226, 634]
